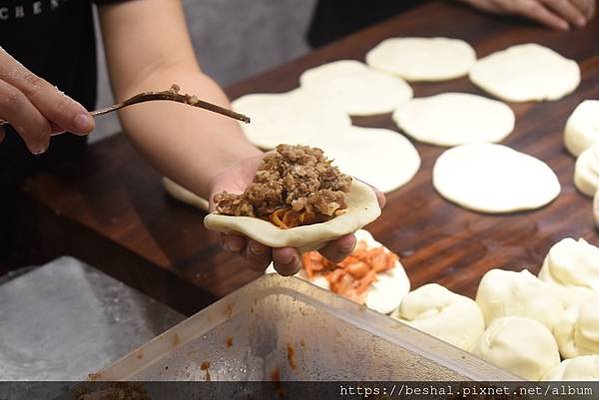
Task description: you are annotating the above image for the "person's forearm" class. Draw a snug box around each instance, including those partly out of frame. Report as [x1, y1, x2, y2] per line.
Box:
[114, 68, 261, 199]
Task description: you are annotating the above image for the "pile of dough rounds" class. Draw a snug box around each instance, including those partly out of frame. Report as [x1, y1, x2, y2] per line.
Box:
[469, 43, 580, 102]
[554, 297, 599, 359]
[162, 177, 209, 212]
[432, 143, 561, 213]
[574, 143, 599, 197]
[392, 92, 515, 146]
[365, 37, 476, 81]
[266, 229, 410, 314]
[231, 89, 351, 149]
[299, 60, 413, 116]
[564, 100, 599, 157]
[544, 355, 599, 380]
[475, 269, 564, 331]
[471, 316, 561, 381]
[392, 283, 484, 352]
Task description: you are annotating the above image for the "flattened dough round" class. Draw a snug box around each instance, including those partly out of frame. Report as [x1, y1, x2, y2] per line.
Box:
[469, 43, 580, 102]
[564, 100, 599, 157]
[308, 126, 420, 193]
[232, 89, 351, 149]
[544, 355, 599, 380]
[392, 93, 515, 146]
[472, 316, 560, 380]
[266, 229, 410, 314]
[392, 283, 485, 352]
[299, 60, 413, 116]
[433, 143, 561, 213]
[204, 180, 381, 253]
[163, 177, 209, 212]
[574, 143, 599, 197]
[366, 37, 476, 81]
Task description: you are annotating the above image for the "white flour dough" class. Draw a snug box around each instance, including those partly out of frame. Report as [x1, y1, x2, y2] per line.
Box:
[392, 283, 484, 351]
[366, 37, 476, 81]
[307, 126, 421, 193]
[574, 143, 599, 197]
[544, 355, 599, 380]
[595, 191, 599, 230]
[265, 229, 410, 314]
[433, 143, 561, 213]
[564, 100, 599, 157]
[469, 43, 580, 102]
[475, 269, 564, 330]
[472, 317, 560, 380]
[554, 297, 599, 359]
[299, 60, 413, 116]
[162, 177, 210, 212]
[232, 89, 351, 149]
[392, 93, 515, 146]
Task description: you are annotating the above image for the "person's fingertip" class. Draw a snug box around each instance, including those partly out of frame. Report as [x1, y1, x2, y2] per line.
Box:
[72, 113, 94, 133]
[227, 236, 245, 253]
[576, 16, 587, 27]
[340, 235, 357, 254]
[273, 248, 301, 276]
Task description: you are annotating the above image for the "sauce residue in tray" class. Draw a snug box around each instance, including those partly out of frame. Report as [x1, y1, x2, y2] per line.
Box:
[225, 304, 234, 318]
[226, 336, 234, 348]
[286, 344, 296, 370]
[172, 333, 181, 347]
[200, 361, 211, 381]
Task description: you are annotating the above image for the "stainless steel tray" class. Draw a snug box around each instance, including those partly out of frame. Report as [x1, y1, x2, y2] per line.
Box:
[92, 274, 517, 381]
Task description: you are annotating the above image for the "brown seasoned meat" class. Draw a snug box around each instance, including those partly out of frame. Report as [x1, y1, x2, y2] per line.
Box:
[214, 144, 352, 227]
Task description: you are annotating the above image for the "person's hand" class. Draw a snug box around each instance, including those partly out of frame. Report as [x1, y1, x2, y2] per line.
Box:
[207, 153, 386, 276]
[462, 0, 596, 30]
[0, 48, 95, 154]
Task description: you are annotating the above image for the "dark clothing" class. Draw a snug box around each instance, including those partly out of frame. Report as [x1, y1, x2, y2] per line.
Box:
[307, 0, 428, 48]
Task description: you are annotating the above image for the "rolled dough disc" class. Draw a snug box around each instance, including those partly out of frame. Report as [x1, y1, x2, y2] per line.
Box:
[232, 89, 351, 149]
[366, 37, 476, 81]
[433, 143, 561, 213]
[163, 177, 210, 212]
[565, 100, 599, 157]
[469, 43, 580, 102]
[299, 60, 413, 116]
[392, 92, 515, 146]
[574, 143, 599, 197]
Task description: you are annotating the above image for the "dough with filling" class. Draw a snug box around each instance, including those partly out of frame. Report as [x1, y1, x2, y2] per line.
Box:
[232, 89, 351, 149]
[433, 143, 561, 213]
[472, 316, 560, 380]
[574, 143, 599, 197]
[299, 60, 413, 116]
[392, 283, 484, 351]
[475, 269, 564, 331]
[469, 43, 580, 102]
[564, 100, 599, 157]
[365, 37, 476, 81]
[163, 177, 209, 212]
[205, 180, 380, 253]
[543, 355, 599, 381]
[392, 93, 514, 146]
[553, 297, 599, 359]
[266, 229, 410, 314]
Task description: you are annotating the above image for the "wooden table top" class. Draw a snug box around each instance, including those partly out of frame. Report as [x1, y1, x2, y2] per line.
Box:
[18, 1, 599, 315]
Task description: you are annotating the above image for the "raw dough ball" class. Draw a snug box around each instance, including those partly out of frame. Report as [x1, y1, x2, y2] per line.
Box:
[205, 180, 381, 253]
[392, 283, 484, 351]
[299, 60, 413, 116]
[266, 229, 410, 314]
[475, 269, 564, 330]
[308, 126, 420, 193]
[433, 143, 561, 213]
[162, 177, 209, 212]
[365, 37, 476, 81]
[564, 100, 599, 157]
[232, 89, 351, 149]
[554, 297, 599, 359]
[472, 316, 560, 380]
[574, 143, 599, 197]
[544, 355, 599, 380]
[469, 43, 580, 102]
[538, 238, 599, 294]
[392, 93, 515, 146]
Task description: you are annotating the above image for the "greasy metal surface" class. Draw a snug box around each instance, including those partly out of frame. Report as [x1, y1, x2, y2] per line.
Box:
[95, 274, 517, 382]
[0, 257, 185, 380]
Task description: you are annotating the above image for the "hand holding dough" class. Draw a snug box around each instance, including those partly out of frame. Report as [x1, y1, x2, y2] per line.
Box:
[554, 297, 599, 359]
[475, 269, 564, 331]
[574, 143, 599, 197]
[564, 100, 599, 157]
[543, 355, 599, 381]
[472, 316, 560, 381]
[392, 283, 484, 352]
